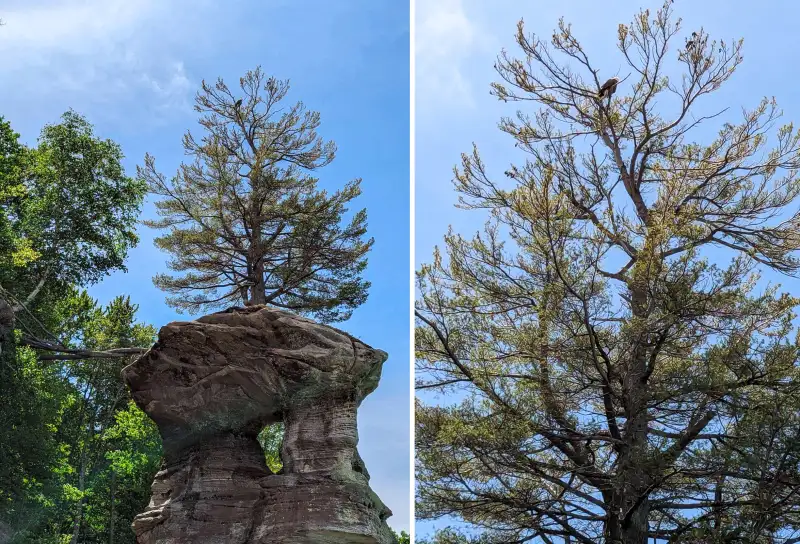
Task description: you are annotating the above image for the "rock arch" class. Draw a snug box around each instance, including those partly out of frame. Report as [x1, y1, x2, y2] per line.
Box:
[123, 306, 396, 543]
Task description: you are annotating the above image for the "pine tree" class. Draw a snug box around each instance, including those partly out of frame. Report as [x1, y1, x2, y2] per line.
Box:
[140, 67, 373, 322]
[416, 3, 800, 543]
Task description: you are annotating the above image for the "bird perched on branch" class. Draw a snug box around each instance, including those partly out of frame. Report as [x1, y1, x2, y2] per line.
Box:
[598, 77, 620, 99]
[686, 31, 698, 50]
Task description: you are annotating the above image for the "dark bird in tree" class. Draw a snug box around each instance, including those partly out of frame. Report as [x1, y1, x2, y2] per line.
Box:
[686, 31, 698, 49]
[234, 98, 243, 109]
[139, 67, 374, 322]
[598, 76, 620, 98]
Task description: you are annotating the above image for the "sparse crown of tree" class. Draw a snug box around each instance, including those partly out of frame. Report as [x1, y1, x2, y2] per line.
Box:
[416, 2, 800, 542]
[140, 67, 373, 322]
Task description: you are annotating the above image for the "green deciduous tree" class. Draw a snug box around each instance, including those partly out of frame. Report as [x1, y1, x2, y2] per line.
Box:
[1, 111, 145, 315]
[1, 112, 152, 542]
[58, 296, 158, 544]
[0, 294, 160, 544]
[24, 111, 145, 286]
[416, 3, 800, 543]
[0, 111, 147, 367]
[392, 528, 411, 544]
[140, 67, 373, 322]
[0, 118, 29, 270]
[0, 335, 73, 520]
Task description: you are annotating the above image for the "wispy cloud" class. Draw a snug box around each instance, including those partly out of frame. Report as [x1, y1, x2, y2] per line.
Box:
[416, 0, 485, 109]
[1, 0, 157, 53]
[0, 0, 214, 127]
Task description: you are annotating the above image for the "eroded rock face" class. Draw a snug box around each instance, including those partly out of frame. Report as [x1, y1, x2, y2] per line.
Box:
[122, 306, 396, 544]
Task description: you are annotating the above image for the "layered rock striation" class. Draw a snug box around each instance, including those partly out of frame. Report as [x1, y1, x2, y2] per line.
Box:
[122, 306, 396, 544]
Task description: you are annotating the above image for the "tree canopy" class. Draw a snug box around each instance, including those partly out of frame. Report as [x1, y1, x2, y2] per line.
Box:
[0, 113, 156, 544]
[0, 111, 145, 314]
[0, 292, 161, 544]
[416, 3, 800, 543]
[140, 67, 373, 322]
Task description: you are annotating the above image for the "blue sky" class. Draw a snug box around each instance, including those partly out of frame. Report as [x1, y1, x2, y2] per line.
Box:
[0, 0, 410, 532]
[415, 0, 800, 539]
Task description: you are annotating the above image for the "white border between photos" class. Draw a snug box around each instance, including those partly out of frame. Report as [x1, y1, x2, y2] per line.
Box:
[408, 0, 416, 540]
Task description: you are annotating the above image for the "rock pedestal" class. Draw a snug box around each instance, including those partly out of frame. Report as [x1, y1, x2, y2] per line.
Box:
[122, 306, 396, 544]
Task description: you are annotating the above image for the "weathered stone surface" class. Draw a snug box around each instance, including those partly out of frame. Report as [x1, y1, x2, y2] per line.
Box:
[122, 306, 396, 544]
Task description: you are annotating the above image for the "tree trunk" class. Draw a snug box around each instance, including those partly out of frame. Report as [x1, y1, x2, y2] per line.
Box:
[109, 468, 116, 544]
[250, 217, 267, 305]
[0, 298, 15, 366]
[620, 500, 650, 544]
[70, 450, 88, 544]
[614, 279, 651, 544]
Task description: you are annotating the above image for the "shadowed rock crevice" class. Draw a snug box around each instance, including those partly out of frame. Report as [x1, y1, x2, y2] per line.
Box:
[123, 306, 396, 544]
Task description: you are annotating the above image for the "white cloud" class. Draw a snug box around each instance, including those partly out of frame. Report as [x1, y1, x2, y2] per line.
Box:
[0, 0, 214, 126]
[416, 0, 483, 108]
[0, 0, 157, 53]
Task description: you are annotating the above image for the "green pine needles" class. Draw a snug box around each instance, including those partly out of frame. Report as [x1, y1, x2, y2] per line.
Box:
[140, 67, 373, 322]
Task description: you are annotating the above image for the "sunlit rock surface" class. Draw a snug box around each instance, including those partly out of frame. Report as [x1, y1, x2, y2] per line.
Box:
[123, 306, 396, 544]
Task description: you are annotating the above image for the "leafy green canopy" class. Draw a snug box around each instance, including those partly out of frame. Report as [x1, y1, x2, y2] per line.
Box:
[1, 111, 145, 302]
[1, 294, 161, 544]
[416, 3, 800, 543]
[0, 112, 153, 544]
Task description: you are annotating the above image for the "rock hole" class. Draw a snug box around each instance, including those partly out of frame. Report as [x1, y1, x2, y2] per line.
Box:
[257, 422, 285, 474]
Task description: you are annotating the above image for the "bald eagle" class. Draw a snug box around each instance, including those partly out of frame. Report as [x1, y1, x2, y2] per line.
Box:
[598, 77, 620, 99]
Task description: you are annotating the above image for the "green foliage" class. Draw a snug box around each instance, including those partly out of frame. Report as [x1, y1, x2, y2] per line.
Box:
[0, 293, 161, 543]
[140, 67, 373, 321]
[0, 112, 158, 543]
[22, 111, 146, 284]
[257, 423, 284, 473]
[0, 111, 146, 343]
[0, 118, 30, 269]
[0, 112, 157, 542]
[0, 341, 72, 509]
[416, 528, 490, 544]
[417, 3, 800, 543]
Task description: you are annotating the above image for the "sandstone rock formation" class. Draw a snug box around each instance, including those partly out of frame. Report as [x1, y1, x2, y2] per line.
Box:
[122, 306, 397, 544]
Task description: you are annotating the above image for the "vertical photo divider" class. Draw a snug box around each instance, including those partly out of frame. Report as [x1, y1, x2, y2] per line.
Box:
[409, 0, 418, 542]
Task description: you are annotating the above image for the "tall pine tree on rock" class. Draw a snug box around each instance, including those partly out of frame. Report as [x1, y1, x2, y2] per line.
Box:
[140, 67, 372, 322]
